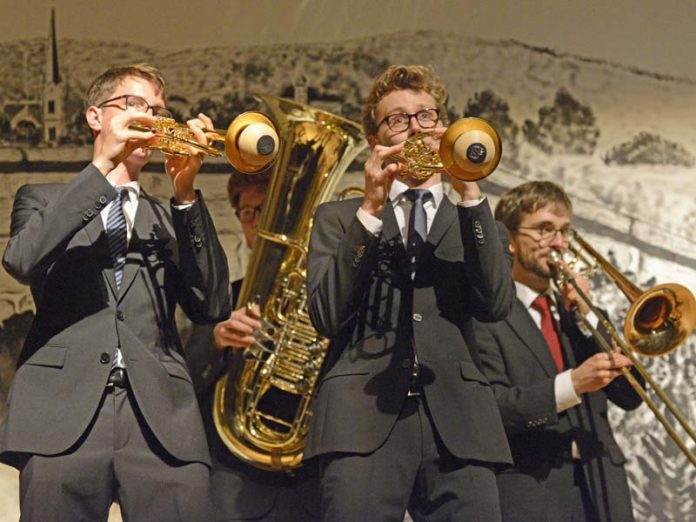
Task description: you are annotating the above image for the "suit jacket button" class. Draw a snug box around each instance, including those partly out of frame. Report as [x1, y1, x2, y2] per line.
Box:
[412, 313, 422, 322]
[100, 352, 111, 364]
[401, 358, 411, 368]
[116, 310, 125, 321]
[99, 195, 108, 204]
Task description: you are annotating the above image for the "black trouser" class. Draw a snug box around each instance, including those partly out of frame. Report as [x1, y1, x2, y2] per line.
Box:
[319, 395, 501, 522]
[19, 383, 213, 522]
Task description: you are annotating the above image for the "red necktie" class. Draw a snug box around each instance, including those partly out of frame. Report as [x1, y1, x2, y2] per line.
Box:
[531, 294, 564, 372]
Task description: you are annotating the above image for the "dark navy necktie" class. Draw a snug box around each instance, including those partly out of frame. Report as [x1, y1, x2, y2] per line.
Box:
[106, 187, 128, 289]
[404, 189, 432, 278]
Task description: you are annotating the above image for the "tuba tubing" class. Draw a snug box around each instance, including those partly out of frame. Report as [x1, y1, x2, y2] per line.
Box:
[212, 94, 367, 471]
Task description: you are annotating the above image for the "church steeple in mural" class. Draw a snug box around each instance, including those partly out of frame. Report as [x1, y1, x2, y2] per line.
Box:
[42, 7, 65, 145]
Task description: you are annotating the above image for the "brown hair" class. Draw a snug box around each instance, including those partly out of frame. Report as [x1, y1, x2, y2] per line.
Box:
[227, 170, 272, 211]
[495, 181, 573, 231]
[361, 64, 449, 138]
[85, 63, 167, 108]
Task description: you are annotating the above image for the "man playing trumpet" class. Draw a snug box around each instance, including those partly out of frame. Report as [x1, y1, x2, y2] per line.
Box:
[1, 63, 230, 521]
[305, 64, 515, 521]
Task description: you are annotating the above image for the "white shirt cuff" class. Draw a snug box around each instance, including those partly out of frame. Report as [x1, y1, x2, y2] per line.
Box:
[457, 196, 486, 208]
[356, 207, 383, 235]
[555, 369, 581, 413]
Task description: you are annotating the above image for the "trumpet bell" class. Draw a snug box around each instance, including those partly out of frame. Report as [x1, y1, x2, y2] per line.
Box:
[625, 283, 696, 357]
[224, 112, 280, 174]
[398, 117, 502, 181]
[440, 117, 502, 181]
[130, 112, 280, 174]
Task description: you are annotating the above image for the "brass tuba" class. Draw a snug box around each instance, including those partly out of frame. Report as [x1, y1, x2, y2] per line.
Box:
[212, 95, 367, 471]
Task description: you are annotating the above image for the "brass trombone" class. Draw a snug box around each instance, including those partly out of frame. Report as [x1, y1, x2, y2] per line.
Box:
[390, 117, 502, 181]
[550, 230, 696, 467]
[129, 112, 280, 173]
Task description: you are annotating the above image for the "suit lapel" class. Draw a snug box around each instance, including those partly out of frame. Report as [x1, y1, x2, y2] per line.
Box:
[413, 196, 457, 278]
[507, 299, 559, 377]
[381, 200, 409, 276]
[83, 210, 119, 296]
[117, 193, 154, 301]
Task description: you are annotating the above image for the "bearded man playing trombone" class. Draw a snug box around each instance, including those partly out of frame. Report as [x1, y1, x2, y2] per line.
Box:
[472, 181, 643, 522]
[1, 63, 229, 521]
[305, 64, 515, 521]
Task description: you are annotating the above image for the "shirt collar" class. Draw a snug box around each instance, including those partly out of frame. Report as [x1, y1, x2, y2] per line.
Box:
[515, 280, 553, 310]
[109, 180, 141, 201]
[389, 178, 444, 208]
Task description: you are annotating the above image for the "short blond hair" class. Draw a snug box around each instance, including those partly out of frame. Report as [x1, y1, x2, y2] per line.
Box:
[85, 63, 167, 108]
[361, 64, 449, 138]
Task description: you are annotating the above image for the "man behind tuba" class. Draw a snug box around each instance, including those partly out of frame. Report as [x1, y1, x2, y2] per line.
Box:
[184, 170, 321, 522]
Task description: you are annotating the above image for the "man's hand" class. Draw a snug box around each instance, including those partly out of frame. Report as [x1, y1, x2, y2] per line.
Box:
[92, 110, 157, 175]
[571, 351, 633, 395]
[213, 305, 262, 350]
[560, 264, 592, 316]
[361, 142, 404, 218]
[165, 113, 214, 204]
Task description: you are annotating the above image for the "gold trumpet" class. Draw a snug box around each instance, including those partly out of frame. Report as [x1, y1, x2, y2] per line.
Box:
[390, 117, 502, 181]
[550, 230, 696, 467]
[130, 112, 280, 173]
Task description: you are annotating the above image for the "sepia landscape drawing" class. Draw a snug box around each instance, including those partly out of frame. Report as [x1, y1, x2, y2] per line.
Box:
[0, 5, 694, 521]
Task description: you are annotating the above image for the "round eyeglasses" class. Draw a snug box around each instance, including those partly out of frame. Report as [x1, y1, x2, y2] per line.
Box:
[377, 108, 440, 133]
[98, 94, 172, 119]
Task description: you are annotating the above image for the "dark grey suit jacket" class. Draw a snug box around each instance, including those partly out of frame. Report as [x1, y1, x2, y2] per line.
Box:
[1, 164, 230, 468]
[473, 298, 641, 522]
[305, 195, 515, 465]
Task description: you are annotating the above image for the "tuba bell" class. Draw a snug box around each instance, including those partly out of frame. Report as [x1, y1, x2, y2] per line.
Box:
[212, 94, 367, 471]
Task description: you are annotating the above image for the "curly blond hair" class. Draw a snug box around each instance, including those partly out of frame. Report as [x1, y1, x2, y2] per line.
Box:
[361, 64, 449, 138]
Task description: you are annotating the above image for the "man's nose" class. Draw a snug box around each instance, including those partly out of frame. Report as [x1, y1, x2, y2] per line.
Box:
[407, 115, 423, 136]
[548, 230, 567, 250]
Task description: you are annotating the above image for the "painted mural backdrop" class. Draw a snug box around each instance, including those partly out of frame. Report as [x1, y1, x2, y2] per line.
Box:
[0, 9, 694, 522]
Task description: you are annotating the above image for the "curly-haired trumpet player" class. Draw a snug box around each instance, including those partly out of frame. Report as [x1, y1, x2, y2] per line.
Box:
[305, 64, 516, 521]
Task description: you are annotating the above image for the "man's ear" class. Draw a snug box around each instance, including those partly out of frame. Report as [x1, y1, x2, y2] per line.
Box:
[507, 229, 516, 254]
[85, 105, 102, 134]
[367, 135, 377, 149]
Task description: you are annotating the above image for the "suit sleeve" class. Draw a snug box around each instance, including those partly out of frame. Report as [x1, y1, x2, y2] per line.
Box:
[3, 164, 114, 285]
[457, 202, 515, 322]
[307, 202, 380, 338]
[473, 319, 560, 435]
[171, 190, 231, 325]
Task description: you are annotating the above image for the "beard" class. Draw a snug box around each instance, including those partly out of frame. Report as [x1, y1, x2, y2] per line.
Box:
[518, 247, 554, 280]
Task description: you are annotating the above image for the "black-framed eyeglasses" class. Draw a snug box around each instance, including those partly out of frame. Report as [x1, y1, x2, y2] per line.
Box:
[97, 94, 172, 118]
[377, 108, 440, 132]
[517, 225, 572, 245]
[236, 204, 263, 224]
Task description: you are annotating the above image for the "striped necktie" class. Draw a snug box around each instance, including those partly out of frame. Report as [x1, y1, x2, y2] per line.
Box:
[106, 187, 128, 289]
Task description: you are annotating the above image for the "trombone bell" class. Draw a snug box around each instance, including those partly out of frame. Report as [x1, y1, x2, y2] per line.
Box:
[625, 283, 696, 357]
